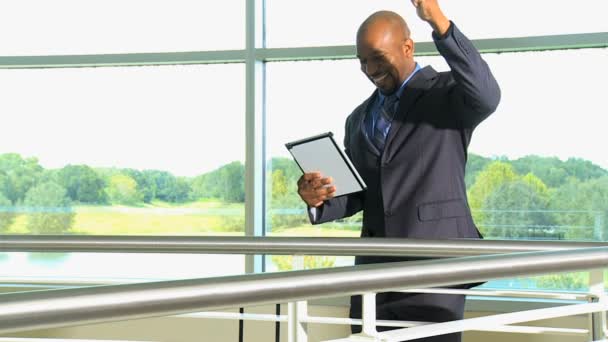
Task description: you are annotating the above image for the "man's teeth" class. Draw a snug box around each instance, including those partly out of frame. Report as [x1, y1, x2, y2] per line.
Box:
[373, 73, 387, 83]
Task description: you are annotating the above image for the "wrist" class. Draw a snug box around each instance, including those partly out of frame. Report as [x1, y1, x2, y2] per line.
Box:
[427, 12, 450, 36]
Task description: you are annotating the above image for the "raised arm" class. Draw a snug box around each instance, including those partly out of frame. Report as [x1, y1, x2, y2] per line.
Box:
[412, 0, 501, 126]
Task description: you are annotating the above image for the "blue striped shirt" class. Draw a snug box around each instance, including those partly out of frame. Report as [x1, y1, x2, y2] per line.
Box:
[367, 63, 422, 141]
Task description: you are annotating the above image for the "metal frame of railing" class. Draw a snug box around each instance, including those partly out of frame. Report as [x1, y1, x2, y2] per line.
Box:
[0, 238, 607, 341]
[1, 235, 607, 256]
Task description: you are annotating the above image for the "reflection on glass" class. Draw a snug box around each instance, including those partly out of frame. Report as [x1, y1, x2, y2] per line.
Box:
[266, 0, 608, 47]
[27, 252, 70, 265]
[0, 253, 245, 282]
[265, 48, 608, 290]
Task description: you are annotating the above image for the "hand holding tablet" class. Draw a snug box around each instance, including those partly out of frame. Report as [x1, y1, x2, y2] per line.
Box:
[286, 132, 367, 199]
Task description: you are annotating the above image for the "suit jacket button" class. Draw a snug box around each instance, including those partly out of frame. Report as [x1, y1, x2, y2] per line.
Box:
[385, 210, 392, 217]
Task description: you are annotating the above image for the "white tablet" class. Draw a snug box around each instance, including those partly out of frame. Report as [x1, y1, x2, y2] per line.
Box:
[285, 132, 366, 197]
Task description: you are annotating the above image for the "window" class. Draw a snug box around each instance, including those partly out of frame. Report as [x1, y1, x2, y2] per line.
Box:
[0, 64, 246, 280]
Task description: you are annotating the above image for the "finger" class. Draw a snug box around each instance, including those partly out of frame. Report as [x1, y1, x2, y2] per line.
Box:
[311, 177, 326, 188]
[324, 186, 337, 197]
[314, 185, 335, 197]
[320, 177, 333, 185]
[303, 171, 322, 181]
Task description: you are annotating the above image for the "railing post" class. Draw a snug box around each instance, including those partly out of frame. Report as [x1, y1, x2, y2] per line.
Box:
[361, 293, 378, 337]
[288, 301, 308, 342]
[287, 255, 308, 342]
[589, 268, 607, 341]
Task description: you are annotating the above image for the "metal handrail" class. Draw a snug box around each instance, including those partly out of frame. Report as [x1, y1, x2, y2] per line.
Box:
[0, 247, 606, 334]
[1, 235, 607, 257]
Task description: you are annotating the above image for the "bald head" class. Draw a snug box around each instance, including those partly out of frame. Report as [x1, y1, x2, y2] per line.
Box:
[356, 11, 416, 95]
[357, 11, 411, 43]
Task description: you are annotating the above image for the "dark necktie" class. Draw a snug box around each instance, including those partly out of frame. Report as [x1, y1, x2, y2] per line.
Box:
[372, 94, 399, 151]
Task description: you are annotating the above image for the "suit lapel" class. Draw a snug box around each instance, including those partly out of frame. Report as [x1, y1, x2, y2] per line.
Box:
[383, 66, 438, 161]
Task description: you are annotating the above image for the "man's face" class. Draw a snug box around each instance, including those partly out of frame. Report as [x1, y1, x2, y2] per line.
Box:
[356, 23, 414, 95]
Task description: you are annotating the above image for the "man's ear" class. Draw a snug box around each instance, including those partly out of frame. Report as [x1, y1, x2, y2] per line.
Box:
[403, 38, 414, 58]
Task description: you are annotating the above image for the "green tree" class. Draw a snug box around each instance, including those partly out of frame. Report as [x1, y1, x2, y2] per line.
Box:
[168, 177, 191, 203]
[220, 162, 245, 202]
[189, 173, 211, 200]
[0, 192, 16, 233]
[151, 170, 178, 202]
[23, 181, 74, 234]
[140, 170, 191, 203]
[549, 176, 608, 240]
[95, 168, 190, 203]
[267, 158, 308, 230]
[563, 158, 607, 181]
[512, 155, 607, 188]
[511, 156, 567, 188]
[57, 165, 106, 203]
[123, 169, 155, 203]
[0, 153, 44, 204]
[271, 255, 336, 271]
[465, 153, 492, 189]
[106, 174, 143, 205]
[467, 161, 518, 233]
[271, 169, 288, 198]
[190, 162, 245, 203]
[482, 175, 555, 239]
[534, 272, 588, 290]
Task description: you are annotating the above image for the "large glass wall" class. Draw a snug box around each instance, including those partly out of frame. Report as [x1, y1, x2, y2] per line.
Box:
[1, 0, 606, 291]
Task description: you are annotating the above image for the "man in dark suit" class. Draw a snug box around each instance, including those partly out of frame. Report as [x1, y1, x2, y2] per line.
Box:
[297, 0, 500, 341]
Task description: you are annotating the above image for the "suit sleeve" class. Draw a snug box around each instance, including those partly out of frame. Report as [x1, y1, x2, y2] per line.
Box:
[308, 115, 365, 225]
[433, 22, 501, 127]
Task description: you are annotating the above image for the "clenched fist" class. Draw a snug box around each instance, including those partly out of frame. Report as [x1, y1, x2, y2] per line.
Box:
[411, 0, 450, 36]
[297, 172, 336, 207]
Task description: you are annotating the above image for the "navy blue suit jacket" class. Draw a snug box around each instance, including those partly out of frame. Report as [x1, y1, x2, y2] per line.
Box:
[312, 23, 500, 245]
[309, 24, 500, 337]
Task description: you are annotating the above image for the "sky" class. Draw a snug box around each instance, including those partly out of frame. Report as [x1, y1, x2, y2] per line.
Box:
[0, 1, 607, 177]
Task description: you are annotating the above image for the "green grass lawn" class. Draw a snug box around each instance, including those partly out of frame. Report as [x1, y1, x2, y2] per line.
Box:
[4, 200, 360, 237]
[269, 226, 359, 237]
